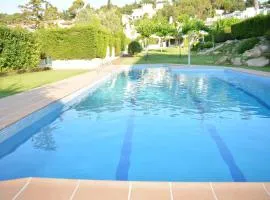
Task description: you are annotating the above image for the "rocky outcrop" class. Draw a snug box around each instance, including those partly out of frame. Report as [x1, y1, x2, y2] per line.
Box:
[198, 40, 235, 55]
[243, 40, 270, 59]
[215, 56, 229, 65]
[245, 57, 269, 67]
[231, 57, 242, 66]
[243, 47, 262, 58]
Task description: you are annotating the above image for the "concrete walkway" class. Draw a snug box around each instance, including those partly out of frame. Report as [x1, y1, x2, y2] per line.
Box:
[0, 65, 123, 131]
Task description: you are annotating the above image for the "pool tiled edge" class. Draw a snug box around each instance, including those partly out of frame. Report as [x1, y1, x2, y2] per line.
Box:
[0, 178, 270, 200]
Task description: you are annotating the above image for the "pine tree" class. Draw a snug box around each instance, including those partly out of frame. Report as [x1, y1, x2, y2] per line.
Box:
[107, 0, 112, 9]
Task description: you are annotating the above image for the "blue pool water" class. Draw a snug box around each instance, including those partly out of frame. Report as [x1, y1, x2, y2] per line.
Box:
[1, 67, 270, 182]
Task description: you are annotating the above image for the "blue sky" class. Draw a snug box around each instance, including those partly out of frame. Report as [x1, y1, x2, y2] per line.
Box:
[0, 0, 133, 14]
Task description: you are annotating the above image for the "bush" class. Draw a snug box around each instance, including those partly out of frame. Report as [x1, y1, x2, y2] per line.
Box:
[232, 14, 270, 39]
[0, 26, 40, 71]
[192, 41, 213, 51]
[202, 41, 213, 49]
[128, 41, 142, 55]
[236, 37, 260, 54]
[214, 32, 234, 43]
[265, 30, 270, 41]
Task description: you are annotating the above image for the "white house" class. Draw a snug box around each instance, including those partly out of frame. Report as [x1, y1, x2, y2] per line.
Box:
[206, 7, 270, 26]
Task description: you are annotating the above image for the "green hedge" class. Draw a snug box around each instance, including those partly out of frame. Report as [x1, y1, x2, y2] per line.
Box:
[38, 26, 126, 59]
[0, 26, 40, 71]
[38, 26, 110, 59]
[232, 14, 270, 39]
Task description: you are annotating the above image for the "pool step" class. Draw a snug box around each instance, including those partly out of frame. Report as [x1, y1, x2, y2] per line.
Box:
[0, 178, 270, 200]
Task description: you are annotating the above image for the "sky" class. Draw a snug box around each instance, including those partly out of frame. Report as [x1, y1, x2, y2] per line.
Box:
[0, 0, 134, 14]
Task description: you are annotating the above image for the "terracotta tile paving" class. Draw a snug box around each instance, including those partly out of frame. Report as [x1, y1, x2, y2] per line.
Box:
[0, 178, 28, 199]
[0, 178, 270, 200]
[73, 180, 129, 200]
[130, 182, 171, 200]
[16, 178, 77, 200]
[172, 182, 214, 200]
[212, 183, 270, 200]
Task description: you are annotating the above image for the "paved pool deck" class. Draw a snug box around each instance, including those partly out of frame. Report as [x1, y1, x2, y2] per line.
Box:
[0, 65, 125, 131]
[1, 64, 270, 199]
[1, 178, 270, 200]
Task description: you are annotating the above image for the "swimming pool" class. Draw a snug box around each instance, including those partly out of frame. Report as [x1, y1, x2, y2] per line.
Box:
[0, 67, 270, 182]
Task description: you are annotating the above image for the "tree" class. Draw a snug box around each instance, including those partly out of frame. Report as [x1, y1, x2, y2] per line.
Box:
[75, 6, 122, 34]
[68, 0, 85, 19]
[44, 2, 59, 21]
[19, 0, 47, 28]
[75, 6, 101, 26]
[97, 7, 122, 33]
[245, 0, 254, 7]
[211, 0, 245, 12]
[177, 0, 212, 19]
[181, 18, 208, 65]
[107, 0, 112, 9]
[120, 3, 140, 15]
[253, 0, 259, 10]
[0, 13, 24, 25]
[135, 18, 155, 57]
[154, 17, 175, 52]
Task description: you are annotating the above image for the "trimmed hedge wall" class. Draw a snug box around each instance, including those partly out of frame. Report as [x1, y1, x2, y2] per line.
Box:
[38, 26, 107, 59]
[38, 26, 126, 59]
[232, 14, 270, 39]
[0, 26, 40, 71]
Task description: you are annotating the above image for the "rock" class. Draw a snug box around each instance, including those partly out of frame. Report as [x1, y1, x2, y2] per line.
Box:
[231, 57, 242, 66]
[258, 44, 270, 53]
[213, 51, 221, 55]
[245, 57, 269, 67]
[243, 47, 262, 58]
[215, 56, 229, 65]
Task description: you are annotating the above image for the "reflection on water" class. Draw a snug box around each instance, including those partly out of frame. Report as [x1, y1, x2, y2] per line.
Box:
[31, 125, 58, 151]
[74, 68, 270, 119]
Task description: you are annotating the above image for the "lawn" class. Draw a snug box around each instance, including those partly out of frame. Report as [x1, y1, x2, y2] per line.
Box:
[115, 47, 270, 72]
[0, 70, 88, 98]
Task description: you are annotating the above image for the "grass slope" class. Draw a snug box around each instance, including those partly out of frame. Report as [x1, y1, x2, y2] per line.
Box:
[115, 47, 270, 72]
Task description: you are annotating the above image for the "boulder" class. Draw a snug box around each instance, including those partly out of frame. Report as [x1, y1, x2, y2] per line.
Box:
[243, 47, 262, 58]
[258, 44, 270, 53]
[245, 57, 269, 67]
[215, 56, 229, 65]
[231, 57, 242, 66]
[213, 51, 221, 55]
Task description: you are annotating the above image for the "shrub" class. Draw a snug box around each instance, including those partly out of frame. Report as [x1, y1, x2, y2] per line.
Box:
[214, 32, 234, 43]
[265, 30, 270, 41]
[236, 37, 260, 54]
[128, 41, 142, 55]
[232, 14, 270, 39]
[0, 26, 40, 71]
[202, 41, 213, 49]
[192, 41, 213, 51]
